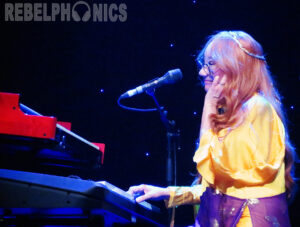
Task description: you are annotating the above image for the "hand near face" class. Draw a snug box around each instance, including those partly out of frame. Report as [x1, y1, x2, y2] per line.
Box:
[200, 75, 227, 134]
[205, 75, 227, 104]
[127, 184, 170, 203]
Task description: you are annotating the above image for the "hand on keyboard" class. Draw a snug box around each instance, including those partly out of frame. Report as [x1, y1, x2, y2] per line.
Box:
[127, 184, 170, 203]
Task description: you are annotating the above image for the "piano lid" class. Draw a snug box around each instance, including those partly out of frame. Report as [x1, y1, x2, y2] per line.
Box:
[0, 92, 104, 154]
[0, 92, 57, 139]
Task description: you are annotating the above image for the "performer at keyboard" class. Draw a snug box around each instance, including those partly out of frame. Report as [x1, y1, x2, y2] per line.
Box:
[128, 31, 296, 227]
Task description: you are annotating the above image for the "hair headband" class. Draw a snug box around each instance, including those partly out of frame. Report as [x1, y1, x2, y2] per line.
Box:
[229, 31, 266, 61]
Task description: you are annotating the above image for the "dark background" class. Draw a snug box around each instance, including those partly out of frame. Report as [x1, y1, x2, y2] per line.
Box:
[1, 0, 299, 225]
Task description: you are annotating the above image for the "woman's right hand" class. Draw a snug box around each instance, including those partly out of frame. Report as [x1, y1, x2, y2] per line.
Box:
[127, 184, 171, 203]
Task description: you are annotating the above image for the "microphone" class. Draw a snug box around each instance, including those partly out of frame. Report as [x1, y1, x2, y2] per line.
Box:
[120, 69, 183, 99]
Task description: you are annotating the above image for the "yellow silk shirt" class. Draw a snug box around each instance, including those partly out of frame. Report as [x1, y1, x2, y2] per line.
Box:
[166, 94, 286, 226]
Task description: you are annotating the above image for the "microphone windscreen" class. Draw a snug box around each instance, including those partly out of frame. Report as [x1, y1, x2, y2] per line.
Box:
[165, 69, 183, 84]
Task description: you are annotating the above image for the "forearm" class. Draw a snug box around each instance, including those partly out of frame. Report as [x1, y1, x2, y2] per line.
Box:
[200, 98, 217, 138]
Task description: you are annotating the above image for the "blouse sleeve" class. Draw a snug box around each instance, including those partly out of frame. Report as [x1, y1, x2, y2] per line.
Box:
[165, 183, 206, 208]
[193, 96, 286, 187]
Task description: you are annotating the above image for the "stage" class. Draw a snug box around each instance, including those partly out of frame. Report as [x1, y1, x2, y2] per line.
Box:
[1, 0, 299, 226]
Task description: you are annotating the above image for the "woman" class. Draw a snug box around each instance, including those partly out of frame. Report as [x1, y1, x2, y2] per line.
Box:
[128, 31, 295, 226]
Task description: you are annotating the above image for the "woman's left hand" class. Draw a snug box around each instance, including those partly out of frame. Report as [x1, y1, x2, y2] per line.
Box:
[200, 75, 227, 134]
[205, 75, 227, 106]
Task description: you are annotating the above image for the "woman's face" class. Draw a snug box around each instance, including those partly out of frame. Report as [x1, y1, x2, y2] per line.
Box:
[198, 44, 225, 92]
[198, 59, 216, 92]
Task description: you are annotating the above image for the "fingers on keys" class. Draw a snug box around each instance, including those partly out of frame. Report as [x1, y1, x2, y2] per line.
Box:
[127, 184, 147, 202]
[128, 184, 146, 195]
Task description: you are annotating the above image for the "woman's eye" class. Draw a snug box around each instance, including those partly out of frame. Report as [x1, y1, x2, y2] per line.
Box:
[208, 60, 215, 66]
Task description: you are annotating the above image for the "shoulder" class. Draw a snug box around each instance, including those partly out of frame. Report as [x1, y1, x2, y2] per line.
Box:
[243, 93, 273, 115]
[241, 94, 276, 124]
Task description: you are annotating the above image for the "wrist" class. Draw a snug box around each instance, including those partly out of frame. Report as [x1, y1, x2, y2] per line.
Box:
[163, 187, 171, 199]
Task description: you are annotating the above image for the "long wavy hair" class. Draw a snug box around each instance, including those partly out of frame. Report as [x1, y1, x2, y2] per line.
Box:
[197, 31, 296, 199]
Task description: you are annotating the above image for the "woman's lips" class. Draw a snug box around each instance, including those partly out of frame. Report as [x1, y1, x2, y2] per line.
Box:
[204, 80, 213, 84]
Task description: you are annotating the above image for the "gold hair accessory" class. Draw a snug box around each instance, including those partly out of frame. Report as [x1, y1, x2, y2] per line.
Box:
[229, 31, 266, 61]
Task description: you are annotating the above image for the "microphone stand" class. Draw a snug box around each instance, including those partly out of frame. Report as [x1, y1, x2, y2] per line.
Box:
[146, 90, 180, 226]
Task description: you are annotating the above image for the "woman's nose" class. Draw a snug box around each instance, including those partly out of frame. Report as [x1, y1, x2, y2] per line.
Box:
[199, 67, 208, 77]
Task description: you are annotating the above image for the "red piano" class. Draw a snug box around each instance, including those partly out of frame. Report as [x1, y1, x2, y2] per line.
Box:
[0, 92, 105, 179]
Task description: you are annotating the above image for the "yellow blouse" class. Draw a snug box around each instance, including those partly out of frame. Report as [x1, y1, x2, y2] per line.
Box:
[166, 94, 286, 214]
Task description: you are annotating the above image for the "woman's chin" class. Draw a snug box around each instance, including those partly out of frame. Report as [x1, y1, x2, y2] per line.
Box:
[204, 84, 212, 92]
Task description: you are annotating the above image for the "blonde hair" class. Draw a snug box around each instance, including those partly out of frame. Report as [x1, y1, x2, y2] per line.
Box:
[197, 31, 295, 199]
